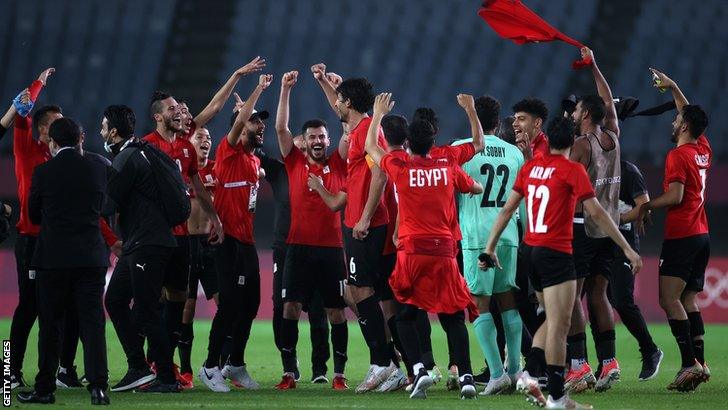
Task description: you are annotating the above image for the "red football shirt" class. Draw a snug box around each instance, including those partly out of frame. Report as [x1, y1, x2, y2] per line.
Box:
[663, 135, 711, 239]
[531, 131, 550, 158]
[380, 154, 474, 240]
[144, 131, 199, 235]
[284, 148, 346, 247]
[14, 80, 51, 236]
[513, 153, 595, 254]
[430, 142, 476, 165]
[344, 117, 389, 229]
[196, 159, 217, 197]
[213, 137, 260, 244]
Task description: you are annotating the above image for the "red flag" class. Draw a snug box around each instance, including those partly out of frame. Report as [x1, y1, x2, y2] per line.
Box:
[478, 0, 592, 69]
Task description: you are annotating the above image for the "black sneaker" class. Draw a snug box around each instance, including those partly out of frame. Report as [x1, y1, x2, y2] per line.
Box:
[459, 374, 476, 399]
[134, 379, 181, 393]
[10, 373, 28, 389]
[111, 368, 156, 392]
[473, 367, 490, 386]
[409, 368, 434, 399]
[56, 366, 84, 388]
[311, 374, 329, 384]
[639, 348, 664, 381]
[537, 375, 548, 390]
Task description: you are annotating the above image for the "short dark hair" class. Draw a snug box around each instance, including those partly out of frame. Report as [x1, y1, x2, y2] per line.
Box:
[381, 114, 409, 146]
[336, 78, 374, 113]
[578, 94, 606, 124]
[498, 115, 516, 145]
[49, 117, 81, 148]
[512, 98, 548, 122]
[408, 119, 436, 156]
[681, 105, 709, 139]
[546, 116, 575, 150]
[150, 90, 172, 116]
[475, 96, 501, 132]
[301, 118, 328, 135]
[413, 107, 439, 134]
[32, 104, 62, 131]
[103, 105, 136, 139]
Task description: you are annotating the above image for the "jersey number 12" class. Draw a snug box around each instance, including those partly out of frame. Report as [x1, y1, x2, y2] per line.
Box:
[527, 184, 549, 233]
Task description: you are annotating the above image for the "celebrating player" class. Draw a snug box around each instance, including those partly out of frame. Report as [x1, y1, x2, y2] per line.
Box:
[636, 69, 711, 392]
[483, 116, 641, 409]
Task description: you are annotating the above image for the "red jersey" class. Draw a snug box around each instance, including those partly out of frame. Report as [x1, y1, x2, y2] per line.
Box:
[213, 137, 260, 244]
[144, 131, 199, 235]
[430, 142, 476, 165]
[14, 80, 50, 236]
[196, 159, 217, 197]
[380, 154, 474, 241]
[284, 148, 347, 247]
[531, 131, 550, 158]
[663, 135, 711, 239]
[344, 117, 389, 229]
[513, 153, 595, 254]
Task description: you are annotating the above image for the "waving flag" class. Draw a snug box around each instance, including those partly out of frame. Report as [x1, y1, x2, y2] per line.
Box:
[478, 0, 592, 69]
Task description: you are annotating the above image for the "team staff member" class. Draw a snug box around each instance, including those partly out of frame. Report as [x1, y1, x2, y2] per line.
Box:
[637, 69, 711, 392]
[199, 74, 272, 392]
[18, 118, 110, 405]
[8, 68, 56, 389]
[312, 63, 394, 392]
[365, 93, 483, 400]
[105, 104, 180, 393]
[484, 116, 640, 409]
[273, 70, 350, 391]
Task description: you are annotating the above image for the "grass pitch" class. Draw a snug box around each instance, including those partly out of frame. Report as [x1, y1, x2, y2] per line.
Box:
[1, 319, 726, 409]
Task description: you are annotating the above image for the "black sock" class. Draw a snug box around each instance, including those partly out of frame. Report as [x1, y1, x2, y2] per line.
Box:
[388, 316, 411, 374]
[163, 300, 185, 354]
[331, 322, 348, 374]
[546, 365, 566, 400]
[525, 347, 545, 376]
[356, 296, 389, 366]
[668, 319, 695, 368]
[280, 318, 299, 373]
[178, 322, 194, 373]
[566, 333, 586, 364]
[596, 330, 616, 363]
[415, 310, 434, 369]
[219, 335, 233, 367]
[687, 312, 705, 365]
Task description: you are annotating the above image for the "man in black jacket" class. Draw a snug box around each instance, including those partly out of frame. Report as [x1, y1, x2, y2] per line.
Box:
[18, 118, 110, 405]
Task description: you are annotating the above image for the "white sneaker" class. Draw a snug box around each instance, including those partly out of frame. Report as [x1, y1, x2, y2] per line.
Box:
[409, 369, 434, 399]
[356, 363, 395, 393]
[517, 371, 546, 407]
[222, 364, 259, 390]
[515, 370, 536, 393]
[198, 366, 230, 392]
[546, 394, 593, 409]
[376, 368, 408, 392]
[480, 372, 512, 395]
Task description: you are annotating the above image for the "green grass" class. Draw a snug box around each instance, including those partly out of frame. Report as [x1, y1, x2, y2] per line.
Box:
[1, 319, 726, 408]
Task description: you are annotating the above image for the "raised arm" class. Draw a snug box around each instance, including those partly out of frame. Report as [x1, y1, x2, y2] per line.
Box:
[457, 93, 484, 151]
[583, 198, 642, 273]
[275, 70, 298, 157]
[194, 56, 266, 128]
[364, 93, 394, 166]
[227, 74, 272, 147]
[649, 68, 689, 112]
[311, 63, 339, 112]
[582, 47, 619, 136]
[337, 122, 350, 160]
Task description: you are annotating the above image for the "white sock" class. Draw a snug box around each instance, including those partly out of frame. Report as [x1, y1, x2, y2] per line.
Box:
[413, 363, 424, 374]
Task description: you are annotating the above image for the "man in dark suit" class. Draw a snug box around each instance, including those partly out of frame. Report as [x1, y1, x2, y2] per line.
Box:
[17, 118, 110, 405]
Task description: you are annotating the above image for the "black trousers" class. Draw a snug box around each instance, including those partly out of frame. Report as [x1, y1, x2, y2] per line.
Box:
[35, 268, 108, 394]
[272, 246, 330, 375]
[105, 254, 146, 371]
[9, 234, 37, 377]
[206, 237, 260, 367]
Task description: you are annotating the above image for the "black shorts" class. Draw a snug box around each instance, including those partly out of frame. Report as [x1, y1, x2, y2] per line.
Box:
[659, 234, 710, 292]
[522, 244, 576, 292]
[343, 225, 387, 288]
[573, 220, 615, 280]
[188, 234, 218, 300]
[377, 253, 396, 301]
[163, 235, 191, 292]
[282, 244, 346, 309]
